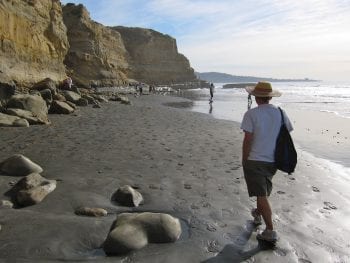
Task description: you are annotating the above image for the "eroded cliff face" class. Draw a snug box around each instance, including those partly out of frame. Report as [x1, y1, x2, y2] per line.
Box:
[0, 1, 198, 89]
[62, 4, 129, 87]
[0, 0, 69, 87]
[113, 26, 197, 85]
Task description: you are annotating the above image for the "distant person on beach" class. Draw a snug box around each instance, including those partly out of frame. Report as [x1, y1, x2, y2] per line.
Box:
[209, 83, 214, 103]
[139, 83, 143, 96]
[240, 82, 293, 243]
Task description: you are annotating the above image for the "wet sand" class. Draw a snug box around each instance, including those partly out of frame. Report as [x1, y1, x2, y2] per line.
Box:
[0, 94, 349, 262]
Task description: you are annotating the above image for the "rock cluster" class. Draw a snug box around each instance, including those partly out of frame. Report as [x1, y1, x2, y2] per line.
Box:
[0, 154, 182, 255]
[0, 154, 55, 207]
[0, 77, 133, 127]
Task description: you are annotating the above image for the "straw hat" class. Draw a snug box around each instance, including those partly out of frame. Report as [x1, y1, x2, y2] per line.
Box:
[245, 82, 281, 97]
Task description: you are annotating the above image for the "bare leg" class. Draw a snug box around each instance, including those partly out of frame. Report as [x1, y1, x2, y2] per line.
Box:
[257, 196, 273, 230]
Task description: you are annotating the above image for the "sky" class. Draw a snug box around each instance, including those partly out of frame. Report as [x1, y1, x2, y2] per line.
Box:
[61, 0, 350, 81]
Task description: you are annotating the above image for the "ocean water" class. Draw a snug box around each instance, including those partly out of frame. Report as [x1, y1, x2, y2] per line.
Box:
[173, 81, 350, 168]
[176, 81, 350, 122]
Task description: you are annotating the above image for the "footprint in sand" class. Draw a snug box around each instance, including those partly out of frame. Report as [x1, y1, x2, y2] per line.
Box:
[206, 240, 220, 253]
[277, 191, 286, 195]
[184, 183, 192, 189]
[190, 204, 200, 210]
[312, 186, 320, 192]
[323, 201, 337, 210]
[206, 223, 217, 232]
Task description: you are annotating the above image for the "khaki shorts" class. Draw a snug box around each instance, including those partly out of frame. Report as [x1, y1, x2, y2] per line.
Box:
[243, 160, 277, 197]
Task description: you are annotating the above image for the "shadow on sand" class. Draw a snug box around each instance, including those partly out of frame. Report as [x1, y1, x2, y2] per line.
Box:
[201, 220, 274, 262]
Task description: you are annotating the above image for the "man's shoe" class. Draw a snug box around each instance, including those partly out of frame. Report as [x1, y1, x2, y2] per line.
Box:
[257, 229, 278, 242]
[251, 208, 262, 225]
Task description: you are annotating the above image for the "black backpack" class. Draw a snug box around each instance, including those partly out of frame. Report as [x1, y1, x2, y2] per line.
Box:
[274, 107, 297, 174]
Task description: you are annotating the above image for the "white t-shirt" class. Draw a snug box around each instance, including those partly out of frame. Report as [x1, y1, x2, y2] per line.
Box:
[241, 104, 293, 162]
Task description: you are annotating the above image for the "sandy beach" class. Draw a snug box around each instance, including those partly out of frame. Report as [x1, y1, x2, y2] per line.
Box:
[0, 94, 349, 262]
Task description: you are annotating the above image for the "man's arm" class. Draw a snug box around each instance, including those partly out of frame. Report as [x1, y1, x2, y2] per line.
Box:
[242, 131, 253, 165]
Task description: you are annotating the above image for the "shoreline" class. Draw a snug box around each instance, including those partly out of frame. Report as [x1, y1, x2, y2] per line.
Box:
[171, 89, 350, 168]
[0, 94, 349, 262]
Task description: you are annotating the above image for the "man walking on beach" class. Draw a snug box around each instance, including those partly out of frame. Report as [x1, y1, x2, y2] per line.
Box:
[240, 82, 293, 242]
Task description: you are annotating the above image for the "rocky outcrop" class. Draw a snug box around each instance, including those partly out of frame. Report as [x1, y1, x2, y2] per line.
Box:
[0, 0, 69, 87]
[62, 4, 129, 87]
[113, 26, 197, 85]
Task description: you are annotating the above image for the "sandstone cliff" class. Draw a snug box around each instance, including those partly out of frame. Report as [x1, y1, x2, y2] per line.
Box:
[0, 0, 68, 87]
[0, 1, 198, 89]
[62, 4, 129, 87]
[113, 26, 197, 85]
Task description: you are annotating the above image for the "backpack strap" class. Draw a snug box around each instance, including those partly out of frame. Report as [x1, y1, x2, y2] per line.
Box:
[278, 107, 285, 125]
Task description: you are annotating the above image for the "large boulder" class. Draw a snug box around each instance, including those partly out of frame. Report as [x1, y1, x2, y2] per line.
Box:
[49, 100, 74, 114]
[39, 89, 53, 105]
[111, 185, 143, 207]
[7, 94, 49, 124]
[0, 72, 16, 104]
[5, 108, 47, 125]
[63, 90, 81, 103]
[0, 112, 29, 127]
[0, 154, 43, 176]
[32, 78, 57, 95]
[16, 173, 56, 207]
[103, 212, 182, 255]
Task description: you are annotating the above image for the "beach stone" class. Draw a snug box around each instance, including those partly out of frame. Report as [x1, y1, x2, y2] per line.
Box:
[63, 90, 81, 103]
[16, 173, 56, 206]
[5, 108, 46, 125]
[0, 154, 43, 176]
[13, 118, 30, 127]
[49, 100, 74, 114]
[32, 78, 57, 95]
[75, 207, 108, 217]
[0, 112, 23, 127]
[93, 103, 101, 108]
[7, 94, 49, 124]
[120, 96, 131, 105]
[103, 212, 182, 255]
[76, 98, 89, 106]
[112, 185, 143, 207]
[81, 94, 96, 104]
[39, 89, 53, 105]
[0, 74, 16, 103]
[65, 100, 77, 109]
[53, 93, 66, 102]
[109, 94, 122, 102]
[0, 200, 14, 209]
[92, 94, 108, 103]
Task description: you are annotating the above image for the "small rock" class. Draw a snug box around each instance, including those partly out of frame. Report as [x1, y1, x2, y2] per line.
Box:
[0, 200, 14, 209]
[112, 185, 143, 207]
[75, 207, 108, 217]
